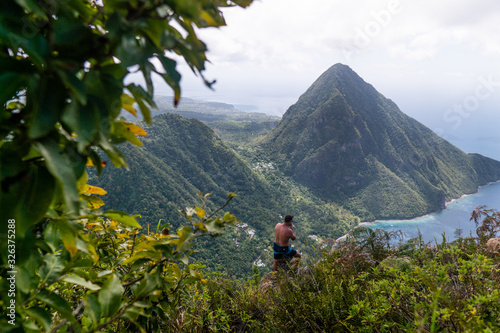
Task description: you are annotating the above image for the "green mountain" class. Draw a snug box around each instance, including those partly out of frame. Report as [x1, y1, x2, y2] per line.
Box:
[260, 63, 500, 220]
[91, 113, 359, 278]
[92, 113, 285, 231]
[91, 64, 500, 276]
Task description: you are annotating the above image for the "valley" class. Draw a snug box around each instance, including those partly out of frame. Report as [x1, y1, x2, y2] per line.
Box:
[91, 64, 500, 278]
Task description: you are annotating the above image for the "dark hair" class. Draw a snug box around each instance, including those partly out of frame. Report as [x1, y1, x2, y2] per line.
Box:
[284, 215, 293, 223]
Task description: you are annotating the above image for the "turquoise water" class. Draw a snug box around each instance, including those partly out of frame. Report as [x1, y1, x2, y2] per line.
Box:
[363, 182, 500, 244]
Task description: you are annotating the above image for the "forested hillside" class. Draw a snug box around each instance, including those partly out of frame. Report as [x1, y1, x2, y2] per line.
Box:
[91, 113, 359, 277]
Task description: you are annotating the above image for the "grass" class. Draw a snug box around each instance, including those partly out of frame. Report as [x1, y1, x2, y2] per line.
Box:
[162, 208, 500, 332]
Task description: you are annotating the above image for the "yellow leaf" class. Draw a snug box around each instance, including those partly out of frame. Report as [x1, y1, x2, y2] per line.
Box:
[124, 122, 147, 136]
[135, 242, 155, 251]
[122, 104, 138, 117]
[87, 244, 99, 262]
[81, 184, 107, 195]
[195, 206, 205, 220]
[82, 195, 105, 209]
[121, 93, 138, 117]
[200, 11, 219, 27]
[86, 158, 107, 167]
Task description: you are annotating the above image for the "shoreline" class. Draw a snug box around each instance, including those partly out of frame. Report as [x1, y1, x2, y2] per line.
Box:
[338, 180, 500, 241]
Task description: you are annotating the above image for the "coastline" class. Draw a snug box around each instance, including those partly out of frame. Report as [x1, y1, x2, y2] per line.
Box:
[446, 180, 500, 207]
[337, 180, 500, 241]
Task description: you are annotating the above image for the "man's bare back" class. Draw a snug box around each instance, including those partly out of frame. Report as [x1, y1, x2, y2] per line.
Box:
[274, 223, 296, 247]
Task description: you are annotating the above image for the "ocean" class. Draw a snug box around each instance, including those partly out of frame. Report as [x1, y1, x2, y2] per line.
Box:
[361, 181, 500, 244]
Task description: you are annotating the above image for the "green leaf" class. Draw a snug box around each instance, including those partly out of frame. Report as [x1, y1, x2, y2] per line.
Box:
[121, 251, 162, 265]
[25, 307, 52, 332]
[133, 274, 159, 299]
[97, 270, 113, 278]
[105, 210, 141, 228]
[122, 306, 145, 323]
[126, 84, 156, 124]
[35, 290, 75, 322]
[0, 72, 28, 106]
[176, 226, 194, 252]
[34, 138, 81, 215]
[141, 61, 155, 96]
[65, 0, 94, 20]
[84, 294, 101, 327]
[98, 134, 128, 168]
[56, 68, 87, 105]
[44, 222, 61, 253]
[171, 263, 181, 280]
[16, 265, 33, 294]
[155, 219, 162, 234]
[205, 219, 224, 233]
[156, 55, 181, 106]
[29, 78, 65, 139]
[199, 10, 225, 27]
[7, 33, 49, 69]
[232, 0, 253, 8]
[62, 275, 101, 291]
[16, 165, 55, 236]
[88, 150, 105, 177]
[57, 219, 78, 257]
[61, 101, 100, 153]
[98, 274, 124, 318]
[39, 254, 65, 285]
[14, 0, 48, 20]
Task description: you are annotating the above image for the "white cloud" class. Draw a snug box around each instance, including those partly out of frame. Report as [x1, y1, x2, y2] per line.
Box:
[159, 0, 500, 120]
[197, 0, 500, 74]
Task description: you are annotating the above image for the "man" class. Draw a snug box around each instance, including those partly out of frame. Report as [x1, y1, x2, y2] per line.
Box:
[273, 215, 301, 271]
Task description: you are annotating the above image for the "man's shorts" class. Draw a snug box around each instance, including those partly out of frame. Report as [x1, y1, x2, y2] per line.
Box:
[273, 242, 297, 259]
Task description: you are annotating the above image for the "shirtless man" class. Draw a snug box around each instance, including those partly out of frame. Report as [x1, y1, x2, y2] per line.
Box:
[273, 215, 301, 271]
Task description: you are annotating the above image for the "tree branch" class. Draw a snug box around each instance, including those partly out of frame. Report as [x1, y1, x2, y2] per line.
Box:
[50, 300, 84, 333]
[204, 195, 234, 222]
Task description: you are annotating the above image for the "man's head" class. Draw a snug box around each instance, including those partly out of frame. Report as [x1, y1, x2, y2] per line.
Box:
[284, 215, 293, 225]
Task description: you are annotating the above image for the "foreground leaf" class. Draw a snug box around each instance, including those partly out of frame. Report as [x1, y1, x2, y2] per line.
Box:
[105, 210, 141, 228]
[98, 274, 124, 318]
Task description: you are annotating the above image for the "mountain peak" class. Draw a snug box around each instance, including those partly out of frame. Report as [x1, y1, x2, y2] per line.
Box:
[287, 63, 379, 119]
[314, 63, 364, 86]
[323, 63, 355, 75]
[262, 64, 500, 220]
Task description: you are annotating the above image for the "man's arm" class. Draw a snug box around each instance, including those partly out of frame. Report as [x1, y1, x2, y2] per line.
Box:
[288, 225, 296, 240]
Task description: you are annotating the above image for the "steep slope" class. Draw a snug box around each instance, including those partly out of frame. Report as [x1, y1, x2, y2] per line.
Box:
[261, 64, 500, 220]
[91, 113, 360, 277]
[93, 113, 279, 232]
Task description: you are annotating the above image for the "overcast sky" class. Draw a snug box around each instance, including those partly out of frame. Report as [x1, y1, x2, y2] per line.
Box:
[152, 0, 500, 160]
